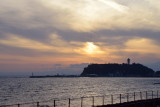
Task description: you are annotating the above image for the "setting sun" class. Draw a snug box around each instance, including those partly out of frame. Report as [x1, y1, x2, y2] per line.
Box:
[83, 42, 103, 55]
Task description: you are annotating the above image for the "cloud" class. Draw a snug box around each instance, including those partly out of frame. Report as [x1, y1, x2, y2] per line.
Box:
[0, 33, 75, 54]
[1, 0, 160, 32]
[0, 33, 107, 61]
[98, 0, 129, 13]
[0, 0, 68, 30]
[40, 0, 160, 32]
[0, 34, 53, 51]
[41, 0, 128, 31]
[124, 38, 160, 54]
[49, 34, 69, 47]
[0, 0, 160, 73]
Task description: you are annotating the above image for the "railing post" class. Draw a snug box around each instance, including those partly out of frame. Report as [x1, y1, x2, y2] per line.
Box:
[120, 94, 121, 103]
[54, 100, 56, 107]
[140, 92, 142, 100]
[18, 104, 20, 107]
[92, 96, 94, 107]
[37, 102, 39, 107]
[68, 98, 70, 107]
[157, 90, 159, 98]
[111, 95, 113, 104]
[127, 93, 129, 102]
[146, 91, 148, 100]
[152, 91, 153, 99]
[102, 96, 104, 105]
[81, 97, 83, 107]
[134, 92, 135, 101]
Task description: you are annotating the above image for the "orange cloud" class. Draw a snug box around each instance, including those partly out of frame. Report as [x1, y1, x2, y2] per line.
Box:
[124, 38, 160, 54]
[0, 34, 74, 53]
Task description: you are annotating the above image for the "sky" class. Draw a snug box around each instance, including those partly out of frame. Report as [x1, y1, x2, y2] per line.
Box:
[0, 0, 160, 76]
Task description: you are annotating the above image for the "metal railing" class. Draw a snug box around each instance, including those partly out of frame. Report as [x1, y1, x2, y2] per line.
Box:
[0, 90, 160, 107]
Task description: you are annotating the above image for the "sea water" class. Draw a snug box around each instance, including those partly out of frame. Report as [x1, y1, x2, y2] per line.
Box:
[0, 77, 160, 106]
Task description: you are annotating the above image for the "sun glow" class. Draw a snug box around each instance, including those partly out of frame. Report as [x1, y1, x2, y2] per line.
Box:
[83, 42, 103, 55]
[85, 42, 97, 54]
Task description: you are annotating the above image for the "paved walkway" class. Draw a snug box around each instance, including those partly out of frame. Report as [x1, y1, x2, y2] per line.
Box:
[97, 98, 160, 107]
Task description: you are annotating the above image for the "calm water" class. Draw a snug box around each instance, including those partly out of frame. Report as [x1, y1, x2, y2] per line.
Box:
[0, 77, 160, 106]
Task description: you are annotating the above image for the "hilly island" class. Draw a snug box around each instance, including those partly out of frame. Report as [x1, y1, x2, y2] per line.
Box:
[80, 63, 155, 77]
[30, 59, 160, 78]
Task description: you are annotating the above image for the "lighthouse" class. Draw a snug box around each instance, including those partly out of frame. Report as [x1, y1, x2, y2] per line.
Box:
[127, 58, 130, 65]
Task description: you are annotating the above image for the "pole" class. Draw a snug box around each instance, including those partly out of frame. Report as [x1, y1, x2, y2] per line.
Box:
[18, 104, 20, 107]
[92, 96, 94, 107]
[120, 94, 121, 103]
[134, 92, 135, 101]
[127, 93, 129, 102]
[111, 95, 113, 104]
[140, 92, 142, 100]
[68, 98, 70, 107]
[81, 97, 83, 107]
[102, 96, 104, 105]
[54, 100, 56, 107]
[146, 91, 148, 100]
[37, 102, 39, 107]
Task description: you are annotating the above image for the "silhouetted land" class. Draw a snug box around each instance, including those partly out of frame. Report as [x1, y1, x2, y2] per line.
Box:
[30, 75, 79, 78]
[155, 71, 160, 77]
[81, 63, 156, 77]
[30, 63, 160, 78]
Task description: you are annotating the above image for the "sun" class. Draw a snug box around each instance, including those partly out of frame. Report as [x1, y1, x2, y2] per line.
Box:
[85, 42, 97, 54]
[84, 42, 103, 55]
[74, 42, 104, 55]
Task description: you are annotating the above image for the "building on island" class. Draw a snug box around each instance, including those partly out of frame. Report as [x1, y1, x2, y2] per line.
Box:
[127, 58, 130, 65]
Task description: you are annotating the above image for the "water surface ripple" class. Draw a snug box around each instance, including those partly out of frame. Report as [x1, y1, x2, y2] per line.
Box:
[0, 77, 160, 105]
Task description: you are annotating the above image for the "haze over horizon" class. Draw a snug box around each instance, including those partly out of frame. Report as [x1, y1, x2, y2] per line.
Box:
[0, 0, 160, 76]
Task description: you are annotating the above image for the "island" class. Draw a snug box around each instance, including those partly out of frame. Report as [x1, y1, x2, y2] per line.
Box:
[30, 58, 160, 78]
[80, 63, 155, 77]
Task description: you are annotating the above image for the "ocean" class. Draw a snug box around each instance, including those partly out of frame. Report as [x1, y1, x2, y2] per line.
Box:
[0, 77, 160, 107]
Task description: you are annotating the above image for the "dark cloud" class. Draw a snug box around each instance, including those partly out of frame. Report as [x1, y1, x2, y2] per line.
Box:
[95, 29, 160, 40]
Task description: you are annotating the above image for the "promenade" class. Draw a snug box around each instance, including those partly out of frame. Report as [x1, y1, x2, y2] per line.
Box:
[97, 98, 160, 107]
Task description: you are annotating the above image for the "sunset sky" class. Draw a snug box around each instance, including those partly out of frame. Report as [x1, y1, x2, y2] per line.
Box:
[0, 0, 160, 76]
